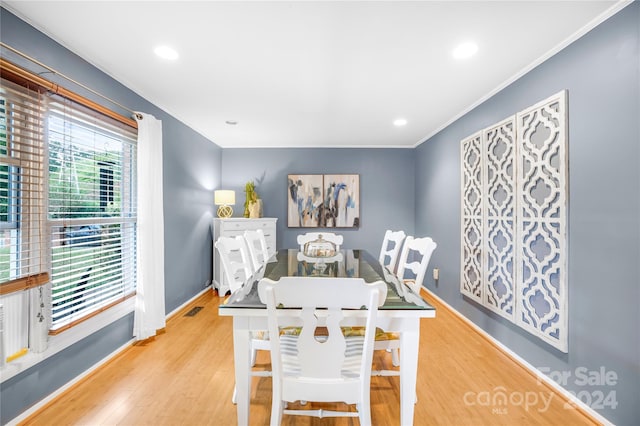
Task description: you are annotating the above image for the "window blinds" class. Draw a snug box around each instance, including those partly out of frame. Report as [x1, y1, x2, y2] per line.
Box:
[47, 96, 137, 331]
[0, 78, 47, 288]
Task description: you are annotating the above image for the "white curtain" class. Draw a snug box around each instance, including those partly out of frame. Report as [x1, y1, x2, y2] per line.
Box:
[133, 112, 166, 341]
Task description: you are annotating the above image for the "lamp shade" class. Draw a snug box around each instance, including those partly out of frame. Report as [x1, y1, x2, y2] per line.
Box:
[214, 190, 235, 206]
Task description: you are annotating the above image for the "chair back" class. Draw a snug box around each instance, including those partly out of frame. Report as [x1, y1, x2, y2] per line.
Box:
[296, 232, 343, 251]
[214, 235, 252, 294]
[258, 276, 386, 410]
[378, 229, 406, 272]
[243, 229, 269, 272]
[396, 236, 437, 294]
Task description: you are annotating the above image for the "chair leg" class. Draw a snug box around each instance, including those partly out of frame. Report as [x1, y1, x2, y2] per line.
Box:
[251, 348, 257, 367]
[359, 395, 372, 426]
[391, 348, 400, 366]
[271, 399, 284, 426]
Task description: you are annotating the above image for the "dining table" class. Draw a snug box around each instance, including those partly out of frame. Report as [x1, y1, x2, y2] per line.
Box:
[218, 248, 436, 426]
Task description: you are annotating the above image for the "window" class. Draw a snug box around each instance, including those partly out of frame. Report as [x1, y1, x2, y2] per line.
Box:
[0, 78, 48, 360]
[0, 71, 137, 337]
[0, 79, 47, 287]
[47, 97, 137, 332]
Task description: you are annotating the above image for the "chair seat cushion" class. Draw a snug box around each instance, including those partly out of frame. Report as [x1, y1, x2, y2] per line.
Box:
[341, 326, 399, 341]
[251, 330, 268, 340]
[252, 326, 302, 341]
[264, 326, 399, 341]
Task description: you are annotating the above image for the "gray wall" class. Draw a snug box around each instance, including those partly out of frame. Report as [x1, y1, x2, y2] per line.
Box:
[220, 148, 415, 256]
[0, 8, 222, 424]
[415, 3, 639, 425]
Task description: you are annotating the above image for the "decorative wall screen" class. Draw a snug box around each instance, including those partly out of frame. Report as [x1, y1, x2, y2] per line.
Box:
[460, 91, 568, 352]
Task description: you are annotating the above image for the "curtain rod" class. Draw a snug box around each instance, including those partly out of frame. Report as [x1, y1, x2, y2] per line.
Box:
[0, 41, 142, 122]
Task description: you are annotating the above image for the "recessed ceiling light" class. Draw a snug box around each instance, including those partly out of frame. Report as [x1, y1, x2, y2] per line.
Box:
[452, 42, 478, 59]
[393, 119, 407, 127]
[154, 45, 179, 60]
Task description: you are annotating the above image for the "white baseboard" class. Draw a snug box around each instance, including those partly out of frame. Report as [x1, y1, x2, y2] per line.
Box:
[166, 287, 211, 320]
[423, 288, 613, 426]
[7, 287, 212, 426]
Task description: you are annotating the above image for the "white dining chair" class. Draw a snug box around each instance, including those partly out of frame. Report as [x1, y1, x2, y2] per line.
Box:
[214, 235, 253, 294]
[378, 229, 406, 273]
[215, 235, 270, 404]
[258, 276, 387, 425]
[216, 233, 267, 363]
[296, 232, 343, 251]
[372, 235, 437, 375]
[244, 228, 270, 273]
[396, 236, 437, 295]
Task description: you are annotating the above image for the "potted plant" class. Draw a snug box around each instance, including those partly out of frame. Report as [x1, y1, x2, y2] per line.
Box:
[244, 180, 263, 218]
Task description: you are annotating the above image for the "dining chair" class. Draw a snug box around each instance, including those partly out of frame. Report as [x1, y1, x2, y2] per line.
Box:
[243, 228, 270, 273]
[214, 235, 253, 294]
[378, 229, 406, 273]
[258, 276, 386, 426]
[215, 235, 270, 403]
[372, 235, 437, 375]
[396, 236, 437, 295]
[296, 232, 343, 251]
[216, 233, 266, 362]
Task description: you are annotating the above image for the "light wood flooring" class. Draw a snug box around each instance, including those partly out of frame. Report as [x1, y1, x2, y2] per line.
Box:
[20, 290, 599, 426]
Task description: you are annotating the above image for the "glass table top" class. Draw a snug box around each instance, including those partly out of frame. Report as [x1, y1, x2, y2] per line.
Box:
[220, 249, 435, 311]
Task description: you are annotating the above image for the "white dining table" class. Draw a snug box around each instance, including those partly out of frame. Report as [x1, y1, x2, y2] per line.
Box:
[218, 249, 436, 426]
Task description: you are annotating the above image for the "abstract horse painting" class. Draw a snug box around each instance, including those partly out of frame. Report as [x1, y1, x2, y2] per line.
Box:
[288, 174, 323, 227]
[323, 174, 359, 228]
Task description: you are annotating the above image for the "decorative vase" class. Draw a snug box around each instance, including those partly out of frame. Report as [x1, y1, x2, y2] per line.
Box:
[248, 199, 263, 218]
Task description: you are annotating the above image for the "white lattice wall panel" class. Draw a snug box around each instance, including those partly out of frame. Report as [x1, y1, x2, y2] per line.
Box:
[460, 133, 483, 303]
[460, 91, 568, 352]
[483, 117, 517, 321]
[515, 91, 568, 352]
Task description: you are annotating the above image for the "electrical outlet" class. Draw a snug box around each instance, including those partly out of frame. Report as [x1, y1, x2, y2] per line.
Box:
[433, 268, 439, 281]
[205, 279, 211, 288]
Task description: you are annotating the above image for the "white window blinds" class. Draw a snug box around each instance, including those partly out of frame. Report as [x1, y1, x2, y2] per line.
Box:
[47, 96, 138, 332]
[0, 79, 47, 287]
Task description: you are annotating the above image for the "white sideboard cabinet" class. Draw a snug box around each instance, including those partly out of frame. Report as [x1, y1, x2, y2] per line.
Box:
[212, 217, 277, 294]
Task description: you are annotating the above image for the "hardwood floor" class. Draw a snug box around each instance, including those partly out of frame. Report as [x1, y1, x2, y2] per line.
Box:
[21, 290, 599, 426]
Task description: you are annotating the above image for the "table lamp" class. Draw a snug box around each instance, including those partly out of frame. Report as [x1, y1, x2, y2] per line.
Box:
[215, 190, 235, 218]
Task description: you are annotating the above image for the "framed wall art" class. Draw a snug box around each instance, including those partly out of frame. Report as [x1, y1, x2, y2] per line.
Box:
[287, 174, 360, 228]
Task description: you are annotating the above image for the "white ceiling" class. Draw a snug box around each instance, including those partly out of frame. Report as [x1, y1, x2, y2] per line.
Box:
[3, 1, 624, 148]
